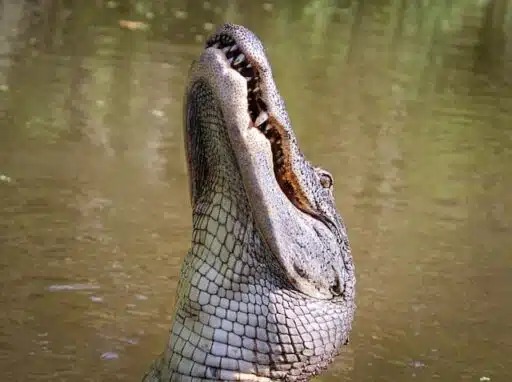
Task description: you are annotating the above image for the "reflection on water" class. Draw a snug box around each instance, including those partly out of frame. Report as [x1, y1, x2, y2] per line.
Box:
[0, 1, 511, 381]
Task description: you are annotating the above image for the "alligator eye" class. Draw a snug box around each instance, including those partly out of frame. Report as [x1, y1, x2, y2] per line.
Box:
[319, 171, 333, 189]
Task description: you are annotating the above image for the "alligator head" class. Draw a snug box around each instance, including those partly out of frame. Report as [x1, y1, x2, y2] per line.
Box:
[146, 24, 355, 381]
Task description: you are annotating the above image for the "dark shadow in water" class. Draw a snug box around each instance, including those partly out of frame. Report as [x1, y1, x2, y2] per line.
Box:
[474, 0, 507, 76]
[103, 28, 136, 157]
[59, 2, 96, 142]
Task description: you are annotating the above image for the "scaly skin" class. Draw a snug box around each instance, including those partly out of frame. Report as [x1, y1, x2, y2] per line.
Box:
[145, 25, 355, 381]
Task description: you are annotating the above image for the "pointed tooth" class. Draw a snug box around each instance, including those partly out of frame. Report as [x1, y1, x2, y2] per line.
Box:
[254, 111, 269, 127]
[253, 86, 260, 93]
[246, 63, 252, 68]
[222, 46, 230, 53]
[233, 53, 245, 66]
[211, 42, 220, 48]
[229, 44, 238, 52]
[227, 56, 234, 64]
[245, 76, 252, 81]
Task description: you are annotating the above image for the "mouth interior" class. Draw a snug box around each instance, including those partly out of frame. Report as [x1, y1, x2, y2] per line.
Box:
[206, 34, 298, 205]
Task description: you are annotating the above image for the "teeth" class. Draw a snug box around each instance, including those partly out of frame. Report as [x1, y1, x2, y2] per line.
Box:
[222, 46, 230, 53]
[227, 56, 234, 64]
[246, 63, 252, 68]
[233, 53, 245, 66]
[229, 44, 238, 52]
[211, 42, 220, 48]
[254, 111, 269, 127]
[245, 76, 252, 81]
[253, 86, 260, 93]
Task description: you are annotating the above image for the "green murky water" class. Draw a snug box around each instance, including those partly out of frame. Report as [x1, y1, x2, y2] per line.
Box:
[1, 1, 511, 381]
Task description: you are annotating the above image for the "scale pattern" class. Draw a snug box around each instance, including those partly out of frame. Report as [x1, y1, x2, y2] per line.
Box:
[145, 33, 355, 382]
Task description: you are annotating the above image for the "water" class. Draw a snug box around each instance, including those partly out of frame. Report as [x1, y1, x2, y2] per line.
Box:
[1, 1, 511, 381]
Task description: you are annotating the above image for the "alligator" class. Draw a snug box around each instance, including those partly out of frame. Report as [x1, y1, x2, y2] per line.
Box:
[144, 24, 355, 382]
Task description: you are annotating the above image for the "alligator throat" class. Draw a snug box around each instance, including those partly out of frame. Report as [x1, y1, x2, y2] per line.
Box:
[144, 24, 355, 382]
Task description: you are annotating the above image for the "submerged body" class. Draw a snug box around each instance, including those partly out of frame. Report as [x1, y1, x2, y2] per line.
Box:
[145, 24, 355, 381]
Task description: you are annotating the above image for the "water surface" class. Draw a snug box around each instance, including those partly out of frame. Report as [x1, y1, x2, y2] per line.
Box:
[0, 1, 511, 381]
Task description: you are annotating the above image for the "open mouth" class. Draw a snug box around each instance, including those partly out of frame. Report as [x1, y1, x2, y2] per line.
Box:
[206, 35, 313, 216]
